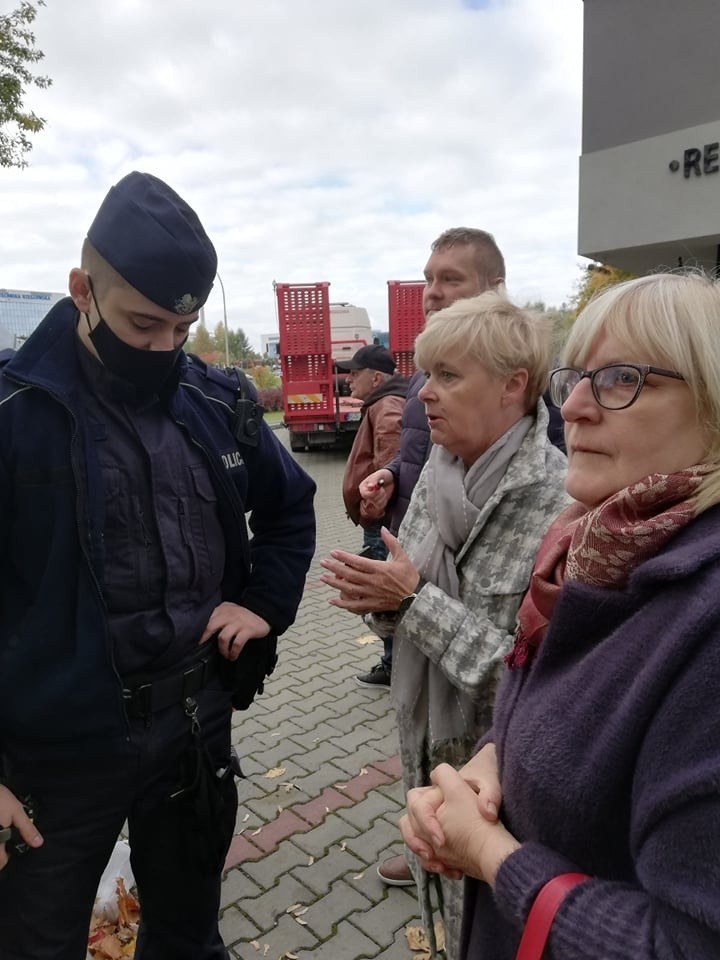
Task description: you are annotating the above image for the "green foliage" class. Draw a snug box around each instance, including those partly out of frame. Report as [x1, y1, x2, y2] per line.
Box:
[249, 364, 279, 389]
[186, 317, 261, 366]
[570, 262, 635, 319]
[0, 0, 51, 168]
[187, 317, 213, 357]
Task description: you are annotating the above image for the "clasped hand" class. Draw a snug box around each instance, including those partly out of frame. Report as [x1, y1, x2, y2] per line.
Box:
[400, 745, 520, 885]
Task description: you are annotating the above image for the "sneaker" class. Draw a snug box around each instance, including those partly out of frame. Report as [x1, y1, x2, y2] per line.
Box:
[355, 662, 391, 688]
[377, 854, 415, 886]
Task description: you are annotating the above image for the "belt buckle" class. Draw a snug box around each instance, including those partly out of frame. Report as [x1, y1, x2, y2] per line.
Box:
[182, 657, 208, 699]
[124, 681, 153, 718]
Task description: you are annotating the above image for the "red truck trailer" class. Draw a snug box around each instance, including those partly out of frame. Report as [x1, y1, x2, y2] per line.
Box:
[276, 281, 371, 452]
[387, 280, 425, 376]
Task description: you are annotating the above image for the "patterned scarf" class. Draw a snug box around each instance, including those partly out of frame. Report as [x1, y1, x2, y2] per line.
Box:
[505, 466, 710, 669]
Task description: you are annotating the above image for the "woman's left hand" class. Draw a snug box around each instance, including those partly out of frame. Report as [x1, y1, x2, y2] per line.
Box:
[403, 764, 521, 884]
[319, 528, 420, 613]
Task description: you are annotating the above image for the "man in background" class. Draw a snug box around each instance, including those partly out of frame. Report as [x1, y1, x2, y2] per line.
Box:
[337, 344, 408, 686]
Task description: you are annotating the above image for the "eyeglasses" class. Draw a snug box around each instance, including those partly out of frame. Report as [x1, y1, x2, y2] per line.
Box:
[549, 363, 685, 411]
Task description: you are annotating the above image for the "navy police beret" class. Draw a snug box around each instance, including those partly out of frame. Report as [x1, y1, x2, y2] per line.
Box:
[87, 171, 217, 314]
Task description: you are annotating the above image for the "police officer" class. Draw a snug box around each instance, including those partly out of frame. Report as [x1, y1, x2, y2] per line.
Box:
[0, 172, 316, 959]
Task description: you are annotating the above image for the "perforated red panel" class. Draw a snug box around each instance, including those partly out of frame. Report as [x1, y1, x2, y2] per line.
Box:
[388, 281, 424, 376]
[276, 282, 335, 421]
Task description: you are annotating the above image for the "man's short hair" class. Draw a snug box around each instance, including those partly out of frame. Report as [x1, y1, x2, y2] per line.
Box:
[431, 227, 506, 285]
[80, 238, 127, 299]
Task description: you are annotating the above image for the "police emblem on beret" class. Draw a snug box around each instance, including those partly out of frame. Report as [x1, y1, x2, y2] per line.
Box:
[174, 293, 200, 315]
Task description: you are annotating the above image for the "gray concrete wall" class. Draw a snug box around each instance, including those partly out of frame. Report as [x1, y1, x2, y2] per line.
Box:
[583, 0, 720, 153]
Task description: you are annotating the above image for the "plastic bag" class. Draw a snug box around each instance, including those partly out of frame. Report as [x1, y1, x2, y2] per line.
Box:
[93, 839, 135, 920]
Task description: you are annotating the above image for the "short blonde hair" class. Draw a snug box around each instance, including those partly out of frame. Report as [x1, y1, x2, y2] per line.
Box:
[562, 271, 720, 512]
[414, 291, 554, 407]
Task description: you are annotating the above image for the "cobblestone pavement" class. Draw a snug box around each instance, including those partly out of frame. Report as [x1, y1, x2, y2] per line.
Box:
[221, 429, 423, 960]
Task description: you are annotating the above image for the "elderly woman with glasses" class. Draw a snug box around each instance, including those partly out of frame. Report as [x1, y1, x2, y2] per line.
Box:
[400, 271, 720, 960]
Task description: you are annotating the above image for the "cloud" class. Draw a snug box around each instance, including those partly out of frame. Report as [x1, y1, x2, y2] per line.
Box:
[1, 0, 585, 346]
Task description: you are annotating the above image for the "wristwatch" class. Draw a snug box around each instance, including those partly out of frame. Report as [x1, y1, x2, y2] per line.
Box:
[397, 592, 417, 618]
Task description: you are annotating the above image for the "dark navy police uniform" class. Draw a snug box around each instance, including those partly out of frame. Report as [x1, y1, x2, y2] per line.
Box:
[0, 172, 316, 959]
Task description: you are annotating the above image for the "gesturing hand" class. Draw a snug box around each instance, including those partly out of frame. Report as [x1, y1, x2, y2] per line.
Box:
[320, 528, 419, 614]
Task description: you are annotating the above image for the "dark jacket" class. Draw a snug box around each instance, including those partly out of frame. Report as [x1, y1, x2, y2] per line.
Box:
[385, 372, 566, 533]
[0, 299, 315, 746]
[463, 505, 720, 960]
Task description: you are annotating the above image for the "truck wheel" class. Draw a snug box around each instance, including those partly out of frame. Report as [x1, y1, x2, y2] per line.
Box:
[290, 434, 308, 452]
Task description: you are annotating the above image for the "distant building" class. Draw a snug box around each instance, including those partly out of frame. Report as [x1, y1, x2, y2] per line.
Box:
[579, 0, 720, 273]
[261, 333, 280, 359]
[0, 288, 65, 348]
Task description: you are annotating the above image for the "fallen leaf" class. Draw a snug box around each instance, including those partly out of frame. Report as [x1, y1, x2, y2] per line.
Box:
[295, 907, 308, 916]
[334, 783, 347, 791]
[295, 918, 308, 926]
[340, 841, 346, 851]
[243, 813, 250, 823]
[271, 731, 281, 737]
[286, 904, 302, 915]
[352, 873, 365, 880]
[434, 919, 446, 951]
[277, 806, 284, 814]
[251, 827, 263, 836]
[286, 953, 299, 959]
[263, 946, 270, 956]
[355, 634, 378, 646]
[405, 925, 429, 952]
[311, 736, 321, 743]
[359, 767, 368, 776]
[265, 766, 286, 779]
[250, 941, 260, 951]
[307, 856, 315, 866]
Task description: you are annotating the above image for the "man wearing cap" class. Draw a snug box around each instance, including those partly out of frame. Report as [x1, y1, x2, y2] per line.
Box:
[0, 172, 315, 959]
[337, 344, 408, 686]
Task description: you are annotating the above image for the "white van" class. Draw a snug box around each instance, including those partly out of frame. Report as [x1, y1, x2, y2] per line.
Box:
[329, 303, 372, 364]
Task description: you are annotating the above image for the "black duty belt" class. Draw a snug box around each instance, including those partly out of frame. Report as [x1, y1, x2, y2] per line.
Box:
[122, 650, 218, 719]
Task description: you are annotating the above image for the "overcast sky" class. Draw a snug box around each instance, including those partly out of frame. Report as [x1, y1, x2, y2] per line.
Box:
[1, 0, 586, 349]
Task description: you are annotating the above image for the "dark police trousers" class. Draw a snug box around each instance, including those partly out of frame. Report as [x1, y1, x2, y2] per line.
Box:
[0, 683, 238, 960]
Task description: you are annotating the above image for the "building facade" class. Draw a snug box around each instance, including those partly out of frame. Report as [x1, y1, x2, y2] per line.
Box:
[579, 0, 720, 274]
[0, 288, 64, 348]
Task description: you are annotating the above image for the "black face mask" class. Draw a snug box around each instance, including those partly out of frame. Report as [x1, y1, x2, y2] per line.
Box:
[85, 277, 186, 395]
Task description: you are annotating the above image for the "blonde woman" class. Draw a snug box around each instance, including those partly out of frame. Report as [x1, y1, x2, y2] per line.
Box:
[322, 291, 568, 958]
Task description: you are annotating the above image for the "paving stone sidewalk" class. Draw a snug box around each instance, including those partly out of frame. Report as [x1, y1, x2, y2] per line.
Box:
[220, 435, 424, 960]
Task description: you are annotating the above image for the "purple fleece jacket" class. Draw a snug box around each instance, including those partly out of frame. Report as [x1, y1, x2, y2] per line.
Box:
[462, 504, 720, 960]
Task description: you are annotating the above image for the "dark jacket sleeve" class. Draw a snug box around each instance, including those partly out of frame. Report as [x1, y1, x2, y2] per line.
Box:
[238, 420, 316, 634]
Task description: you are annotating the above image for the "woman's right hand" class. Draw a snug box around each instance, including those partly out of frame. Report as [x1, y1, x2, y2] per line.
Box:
[0, 785, 43, 870]
[459, 743, 502, 821]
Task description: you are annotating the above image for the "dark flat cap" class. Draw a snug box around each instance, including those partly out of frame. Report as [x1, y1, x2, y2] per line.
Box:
[336, 344, 396, 374]
[87, 171, 217, 314]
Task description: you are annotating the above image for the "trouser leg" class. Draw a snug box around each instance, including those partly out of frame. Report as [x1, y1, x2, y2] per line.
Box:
[381, 634, 394, 672]
[0, 747, 134, 960]
[130, 686, 237, 960]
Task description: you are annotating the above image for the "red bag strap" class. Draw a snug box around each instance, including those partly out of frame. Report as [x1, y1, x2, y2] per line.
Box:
[514, 872, 591, 960]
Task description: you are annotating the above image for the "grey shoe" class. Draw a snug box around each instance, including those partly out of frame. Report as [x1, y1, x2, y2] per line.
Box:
[355, 662, 391, 688]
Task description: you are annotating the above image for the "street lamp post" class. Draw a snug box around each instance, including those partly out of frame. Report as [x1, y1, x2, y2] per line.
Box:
[216, 271, 229, 367]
